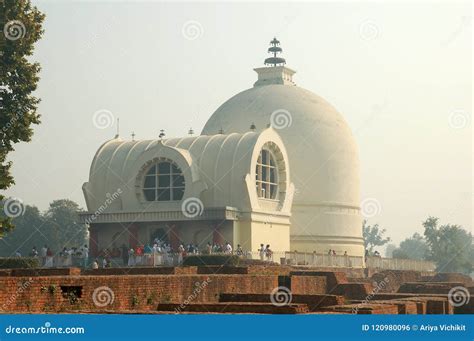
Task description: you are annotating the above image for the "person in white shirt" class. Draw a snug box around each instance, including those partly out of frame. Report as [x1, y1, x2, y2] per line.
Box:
[40, 245, 48, 266]
[82, 245, 89, 268]
[225, 242, 233, 254]
[258, 244, 265, 261]
[127, 248, 135, 267]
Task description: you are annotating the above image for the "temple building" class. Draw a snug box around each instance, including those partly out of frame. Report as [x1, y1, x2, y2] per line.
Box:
[81, 127, 293, 257]
[81, 38, 363, 259]
[202, 38, 363, 257]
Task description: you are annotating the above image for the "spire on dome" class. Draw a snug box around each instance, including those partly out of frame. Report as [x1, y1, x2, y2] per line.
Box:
[264, 37, 286, 67]
[254, 37, 296, 87]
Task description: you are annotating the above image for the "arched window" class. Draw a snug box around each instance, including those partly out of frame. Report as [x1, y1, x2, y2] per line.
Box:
[256, 149, 278, 199]
[143, 160, 185, 201]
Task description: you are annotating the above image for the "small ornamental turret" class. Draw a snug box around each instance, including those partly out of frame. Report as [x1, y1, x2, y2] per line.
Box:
[159, 129, 166, 139]
[264, 37, 286, 67]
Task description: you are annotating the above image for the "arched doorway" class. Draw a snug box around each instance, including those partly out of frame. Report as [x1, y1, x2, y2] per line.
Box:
[150, 227, 170, 245]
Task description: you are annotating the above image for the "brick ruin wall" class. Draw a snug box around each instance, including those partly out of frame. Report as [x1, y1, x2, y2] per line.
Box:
[0, 266, 472, 314]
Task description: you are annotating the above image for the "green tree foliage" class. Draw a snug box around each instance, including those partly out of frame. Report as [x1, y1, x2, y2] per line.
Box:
[423, 217, 473, 274]
[362, 219, 391, 253]
[0, 199, 86, 257]
[0, 0, 45, 236]
[385, 243, 397, 258]
[392, 233, 428, 260]
[44, 199, 87, 250]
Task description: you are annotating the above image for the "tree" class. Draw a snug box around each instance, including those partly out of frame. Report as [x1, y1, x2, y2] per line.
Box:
[0, 199, 87, 256]
[363, 219, 390, 253]
[423, 216, 473, 274]
[392, 233, 428, 260]
[385, 243, 397, 258]
[0, 203, 44, 256]
[43, 199, 87, 251]
[0, 0, 45, 236]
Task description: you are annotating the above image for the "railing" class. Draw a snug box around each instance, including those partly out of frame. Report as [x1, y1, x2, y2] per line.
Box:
[43, 254, 184, 268]
[284, 252, 364, 268]
[366, 256, 436, 272]
[41, 252, 435, 272]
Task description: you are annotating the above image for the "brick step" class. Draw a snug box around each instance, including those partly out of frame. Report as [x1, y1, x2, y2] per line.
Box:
[351, 299, 418, 314]
[157, 302, 310, 314]
[398, 282, 467, 294]
[219, 293, 344, 311]
[319, 303, 399, 314]
[196, 266, 248, 274]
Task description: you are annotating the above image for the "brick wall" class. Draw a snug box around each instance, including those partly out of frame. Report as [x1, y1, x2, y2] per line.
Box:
[290, 276, 327, 295]
[0, 274, 279, 313]
[370, 270, 421, 293]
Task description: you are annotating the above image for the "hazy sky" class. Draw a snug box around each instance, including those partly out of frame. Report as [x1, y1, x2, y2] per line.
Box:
[4, 1, 472, 245]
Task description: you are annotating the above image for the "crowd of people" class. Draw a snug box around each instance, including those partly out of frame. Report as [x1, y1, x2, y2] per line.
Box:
[327, 249, 349, 256]
[18, 245, 89, 268]
[13, 239, 277, 269]
[93, 239, 275, 267]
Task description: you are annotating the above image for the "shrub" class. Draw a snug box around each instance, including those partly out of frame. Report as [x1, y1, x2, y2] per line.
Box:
[182, 255, 240, 266]
[0, 257, 39, 269]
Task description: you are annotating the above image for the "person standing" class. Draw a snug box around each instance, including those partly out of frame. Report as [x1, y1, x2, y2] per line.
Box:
[259, 244, 265, 261]
[82, 244, 89, 268]
[40, 245, 48, 266]
[128, 248, 135, 267]
[236, 244, 244, 257]
[265, 244, 272, 261]
[177, 244, 185, 264]
[121, 244, 128, 266]
[29, 246, 38, 258]
[225, 242, 233, 254]
[45, 247, 53, 267]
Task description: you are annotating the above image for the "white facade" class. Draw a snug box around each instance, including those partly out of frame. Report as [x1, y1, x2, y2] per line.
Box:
[82, 128, 294, 255]
[202, 65, 364, 257]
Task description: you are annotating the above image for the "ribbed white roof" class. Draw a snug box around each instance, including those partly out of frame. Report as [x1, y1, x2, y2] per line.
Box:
[83, 127, 292, 216]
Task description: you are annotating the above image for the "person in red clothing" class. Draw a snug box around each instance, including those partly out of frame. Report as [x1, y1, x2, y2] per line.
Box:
[135, 244, 144, 265]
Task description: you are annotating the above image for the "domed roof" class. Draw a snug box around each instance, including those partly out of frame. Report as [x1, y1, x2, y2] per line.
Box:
[201, 83, 360, 206]
[201, 62, 363, 256]
[202, 84, 353, 139]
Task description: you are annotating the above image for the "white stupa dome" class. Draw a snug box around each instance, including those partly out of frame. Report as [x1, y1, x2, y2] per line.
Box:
[201, 39, 363, 257]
